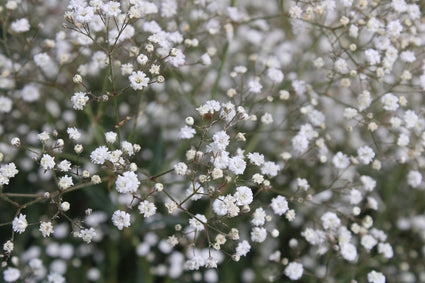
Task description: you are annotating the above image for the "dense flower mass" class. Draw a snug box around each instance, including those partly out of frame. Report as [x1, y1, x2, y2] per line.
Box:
[1, 0, 425, 282]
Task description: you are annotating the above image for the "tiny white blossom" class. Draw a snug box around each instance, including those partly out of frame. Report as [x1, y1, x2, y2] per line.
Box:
[11, 18, 30, 33]
[233, 241, 249, 258]
[79, 228, 96, 243]
[129, 71, 150, 90]
[40, 154, 55, 170]
[39, 221, 54, 237]
[251, 227, 267, 243]
[270, 195, 289, 216]
[321, 211, 341, 230]
[138, 200, 157, 217]
[112, 210, 131, 230]
[228, 156, 246, 175]
[234, 186, 253, 206]
[407, 170, 422, 188]
[174, 162, 188, 175]
[3, 267, 20, 282]
[189, 214, 207, 231]
[58, 175, 73, 190]
[381, 93, 399, 111]
[12, 214, 28, 234]
[367, 270, 386, 283]
[116, 171, 140, 194]
[67, 127, 81, 141]
[284, 262, 303, 280]
[340, 243, 357, 261]
[90, 146, 110, 165]
[71, 92, 89, 110]
[357, 146, 375, 165]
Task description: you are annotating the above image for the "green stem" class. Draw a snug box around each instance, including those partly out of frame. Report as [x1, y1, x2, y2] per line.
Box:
[211, 42, 229, 100]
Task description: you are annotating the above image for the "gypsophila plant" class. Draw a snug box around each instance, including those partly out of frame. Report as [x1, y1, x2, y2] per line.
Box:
[1, 0, 425, 282]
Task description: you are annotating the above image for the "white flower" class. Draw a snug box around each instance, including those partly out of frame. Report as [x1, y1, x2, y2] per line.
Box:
[251, 227, 267, 243]
[105, 131, 117, 143]
[165, 48, 185, 67]
[11, 18, 30, 33]
[335, 58, 349, 74]
[292, 134, 309, 155]
[3, 240, 14, 253]
[178, 126, 196, 139]
[212, 131, 230, 151]
[361, 234, 377, 250]
[403, 110, 418, 128]
[302, 228, 326, 245]
[174, 162, 187, 175]
[71, 92, 89, 110]
[38, 131, 50, 142]
[321, 211, 341, 230]
[12, 214, 28, 234]
[129, 71, 150, 90]
[186, 255, 205, 270]
[358, 90, 372, 111]
[136, 54, 148, 65]
[361, 176, 376, 191]
[387, 20, 402, 37]
[115, 171, 140, 194]
[196, 100, 221, 116]
[234, 186, 253, 206]
[270, 195, 289, 216]
[228, 156, 246, 175]
[67, 127, 81, 140]
[297, 178, 310, 191]
[0, 96, 12, 113]
[75, 6, 95, 23]
[340, 243, 357, 261]
[266, 68, 284, 83]
[189, 214, 207, 231]
[407, 170, 422, 188]
[248, 80, 262, 93]
[364, 49, 381, 65]
[79, 228, 96, 243]
[3, 267, 20, 282]
[381, 93, 399, 111]
[357, 146, 375, 165]
[213, 196, 228, 216]
[40, 154, 55, 170]
[90, 146, 110, 164]
[102, 1, 121, 17]
[284, 262, 303, 280]
[47, 273, 65, 283]
[251, 207, 266, 226]
[349, 189, 362, 205]
[235, 240, 251, 257]
[205, 256, 218, 268]
[333, 151, 350, 169]
[367, 270, 386, 283]
[261, 113, 273, 124]
[58, 160, 72, 172]
[378, 243, 393, 258]
[138, 200, 157, 217]
[247, 152, 264, 166]
[112, 210, 131, 230]
[0, 163, 19, 178]
[252, 173, 264, 184]
[261, 161, 280, 177]
[58, 175, 73, 190]
[40, 221, 54, 237]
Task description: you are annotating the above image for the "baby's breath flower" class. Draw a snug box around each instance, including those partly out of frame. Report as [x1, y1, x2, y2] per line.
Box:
[39, 221, 54, 237]
[112, 210, 131, 230]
